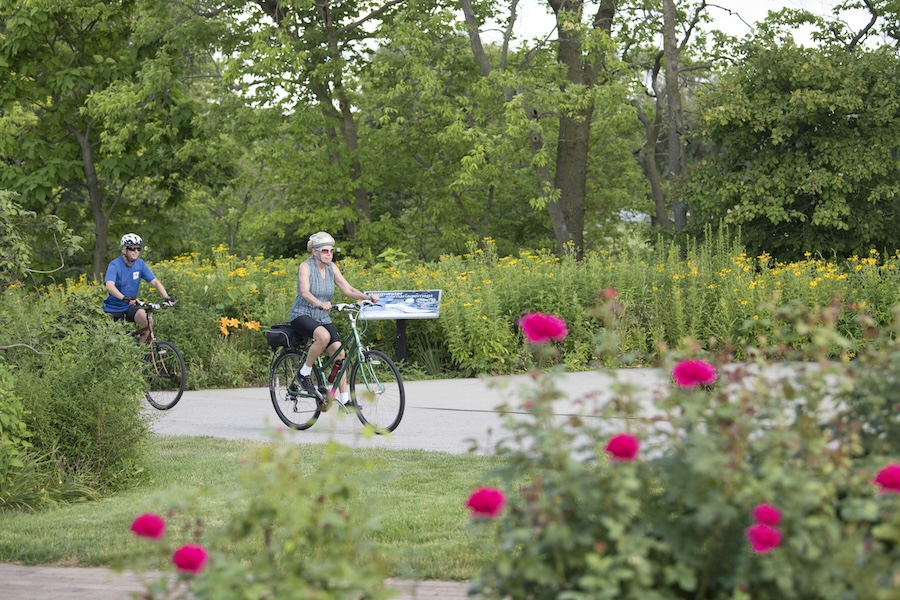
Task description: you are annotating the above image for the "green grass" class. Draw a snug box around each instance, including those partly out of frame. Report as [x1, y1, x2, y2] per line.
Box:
[0, 435, 501, 580]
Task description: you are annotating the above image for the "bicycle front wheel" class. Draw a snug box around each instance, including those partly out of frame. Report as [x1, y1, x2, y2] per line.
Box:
[270, 350, 321, 430]
[349, 350, 405, 433]
[145, 341, 186, 410]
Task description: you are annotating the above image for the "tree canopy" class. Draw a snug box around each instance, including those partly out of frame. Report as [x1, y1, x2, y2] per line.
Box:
[0, 0, 898, 271]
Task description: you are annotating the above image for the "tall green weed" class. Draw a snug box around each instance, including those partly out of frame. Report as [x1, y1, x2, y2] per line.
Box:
[5, 286, 151, 491]
[58, 229, 900, 382]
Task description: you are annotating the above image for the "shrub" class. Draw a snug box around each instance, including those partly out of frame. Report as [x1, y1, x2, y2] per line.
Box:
[0, 313, 105, 510]
[0, 359, 30, 472]
[129, 438, 392, 599]
[468, 307, 900, 599]
[8, 286, 151, 490]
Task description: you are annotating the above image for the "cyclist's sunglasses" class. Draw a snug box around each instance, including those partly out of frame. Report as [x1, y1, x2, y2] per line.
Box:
[125, 246, 142, 252]
[317, 247, 334, 254]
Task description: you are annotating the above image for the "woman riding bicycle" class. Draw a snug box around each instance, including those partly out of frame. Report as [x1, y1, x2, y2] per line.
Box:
[102, 233, 175, 344]
[289, 231, 378, 403]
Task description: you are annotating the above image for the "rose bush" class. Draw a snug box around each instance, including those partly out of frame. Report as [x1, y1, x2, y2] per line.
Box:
[127, 436, 391, 600]
[468, 307, 900, 599]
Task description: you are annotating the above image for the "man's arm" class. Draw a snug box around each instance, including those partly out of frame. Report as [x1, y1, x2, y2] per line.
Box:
[150, 278, 174, 304]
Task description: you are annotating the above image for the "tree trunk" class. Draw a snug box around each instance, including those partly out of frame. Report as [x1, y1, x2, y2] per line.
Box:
[546, 0, 618, 258]
[67, 123, 109, 281]
[319, 0, 371, 233]
[632, 99, 670, 228]
[460, 0, 618, 258]
[662, 0, 687, 229]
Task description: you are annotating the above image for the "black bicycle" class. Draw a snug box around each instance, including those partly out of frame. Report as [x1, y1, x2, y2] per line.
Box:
[265, 301, 405, 433]
[133, 301, 186, 410]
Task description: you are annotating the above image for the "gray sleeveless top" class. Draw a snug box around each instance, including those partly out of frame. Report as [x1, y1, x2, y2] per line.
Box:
[289, 257, 334, 323]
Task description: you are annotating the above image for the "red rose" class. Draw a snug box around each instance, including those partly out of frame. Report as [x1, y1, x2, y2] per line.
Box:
[172, 544, 208, 574]
[672, 360, 717, 388]
[466, 487, 506, 518]
[746, 524, 782, 553]
[875, 464, 900, 493]
[130, 513, 166, 540]
[517, 313, 568, 344]
[605, 434, 640, 462]
[752, 504, 782, 526]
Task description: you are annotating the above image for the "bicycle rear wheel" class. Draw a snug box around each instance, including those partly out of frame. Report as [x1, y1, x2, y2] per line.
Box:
[145, 341, 186, 410]
[349, 350, 405, 433]
[270, 350, 322, 430]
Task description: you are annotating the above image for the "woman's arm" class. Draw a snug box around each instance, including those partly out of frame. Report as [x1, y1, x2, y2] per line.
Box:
[333, 265, 378, 303]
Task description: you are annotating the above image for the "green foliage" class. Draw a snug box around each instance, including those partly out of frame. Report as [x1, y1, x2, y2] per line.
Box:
[0, 361, 91, 512]
[77, 230, 900, 382]
[470, 306, 900, 599]
[133, 439, 392, 599]
[686, 39, 900, 261]
[0, 359, 29, 472]
[0, 191, 82, 287]
[6, 285, 151, 490]
[0, 0, 222, 277]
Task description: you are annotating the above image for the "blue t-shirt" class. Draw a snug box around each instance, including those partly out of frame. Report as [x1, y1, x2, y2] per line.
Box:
[102, 257, 156, 313]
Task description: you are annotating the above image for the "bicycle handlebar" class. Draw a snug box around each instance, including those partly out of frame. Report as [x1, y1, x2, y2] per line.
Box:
[332, 300, 376, 312]
[136, 300, 176, 311]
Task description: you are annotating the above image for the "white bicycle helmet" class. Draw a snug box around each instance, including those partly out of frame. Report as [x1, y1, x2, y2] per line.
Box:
[120, 233, 143, 247]
[307, 231, 335, 252]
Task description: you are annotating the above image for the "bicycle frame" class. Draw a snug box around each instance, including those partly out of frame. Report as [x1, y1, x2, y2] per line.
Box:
[131, 300, 186, 410]
[309, 303, 370, 398]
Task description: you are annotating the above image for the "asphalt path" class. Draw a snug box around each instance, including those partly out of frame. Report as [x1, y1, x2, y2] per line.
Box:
[148, 368, 671, 453]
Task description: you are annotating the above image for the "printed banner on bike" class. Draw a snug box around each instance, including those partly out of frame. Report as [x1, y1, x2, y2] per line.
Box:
[360, 289, 442, 320]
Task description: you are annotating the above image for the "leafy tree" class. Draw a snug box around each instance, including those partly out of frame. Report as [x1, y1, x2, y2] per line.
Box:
[446, 0, 652, 257]
[0, 0, 215, 278]
[621, 0, 718, 231]
[209, 0, 413, 249]
[685, 26, 900, 260]
[0, 191, 82, 286]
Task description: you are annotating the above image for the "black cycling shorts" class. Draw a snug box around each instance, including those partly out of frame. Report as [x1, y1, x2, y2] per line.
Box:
[290, 315, 340, 346]
[109, 304, 142, 322]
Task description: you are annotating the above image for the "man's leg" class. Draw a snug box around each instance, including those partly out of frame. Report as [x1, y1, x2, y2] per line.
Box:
[134, 309, 151, 344]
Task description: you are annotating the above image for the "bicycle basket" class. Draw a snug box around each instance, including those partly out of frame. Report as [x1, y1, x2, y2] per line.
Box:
[265, 323, 302, 349]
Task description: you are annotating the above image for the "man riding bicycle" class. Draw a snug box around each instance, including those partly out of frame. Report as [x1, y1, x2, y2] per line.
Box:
[102, 233, 175, 344]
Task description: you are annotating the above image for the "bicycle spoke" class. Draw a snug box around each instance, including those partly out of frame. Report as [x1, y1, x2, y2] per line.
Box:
[270, 350, 321, 430]
[145, 341, 186, 410]
[350, 350, 405, 433]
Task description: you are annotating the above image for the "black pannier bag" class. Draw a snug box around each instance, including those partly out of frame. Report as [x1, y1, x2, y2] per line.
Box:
[265, 322, 302, 350]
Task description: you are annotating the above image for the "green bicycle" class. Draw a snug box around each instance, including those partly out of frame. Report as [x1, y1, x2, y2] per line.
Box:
[266, 301, 405, 433]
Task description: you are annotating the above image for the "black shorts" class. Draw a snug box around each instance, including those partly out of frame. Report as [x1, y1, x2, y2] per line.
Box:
[290, 316, 340, 346]
[109, 305, 142, 322]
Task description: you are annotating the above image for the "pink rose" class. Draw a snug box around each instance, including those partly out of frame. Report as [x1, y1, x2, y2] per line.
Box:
[172, 544, 208, 574]
[672, 360, 717, 388]
[746, 524, 782, 553]
[466, 487, 506, 518]
[752, 504, 782, 526]
[875, 464, 900, 494]
[605, 433, 640, 462]
[130, 513, 166, 540]
[517, 313, 568, 344]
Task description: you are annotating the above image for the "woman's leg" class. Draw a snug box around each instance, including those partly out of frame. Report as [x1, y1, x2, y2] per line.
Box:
[305, 325, 331, 368]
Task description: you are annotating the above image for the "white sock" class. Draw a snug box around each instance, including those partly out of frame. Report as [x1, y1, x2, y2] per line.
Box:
[300, 364, 312, 376]
[340, 392, 350, 403]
